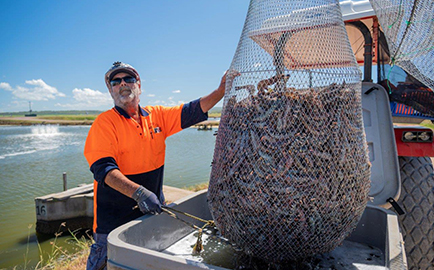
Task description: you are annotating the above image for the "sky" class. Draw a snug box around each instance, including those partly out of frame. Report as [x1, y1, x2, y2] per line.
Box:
[0, 1, 250, 113]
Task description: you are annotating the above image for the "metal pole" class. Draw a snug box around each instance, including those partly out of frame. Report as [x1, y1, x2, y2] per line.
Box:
[63, 172, 67, 191]
[346, 21, 373, 82]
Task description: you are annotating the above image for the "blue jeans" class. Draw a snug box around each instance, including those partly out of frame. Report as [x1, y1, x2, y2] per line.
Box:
[87, 233, 108, 270]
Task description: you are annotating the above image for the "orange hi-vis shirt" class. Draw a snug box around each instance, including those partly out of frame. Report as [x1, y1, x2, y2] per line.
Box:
[84, 99, 207, 233]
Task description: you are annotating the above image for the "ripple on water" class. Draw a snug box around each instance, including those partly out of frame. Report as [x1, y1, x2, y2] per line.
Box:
[0, 125, 217, 269]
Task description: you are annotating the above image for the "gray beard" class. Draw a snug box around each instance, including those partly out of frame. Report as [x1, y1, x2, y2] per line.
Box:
[113, 86, 140, 109]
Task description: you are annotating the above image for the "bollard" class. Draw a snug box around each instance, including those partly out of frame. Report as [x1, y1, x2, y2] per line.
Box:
[63, 172, 67, 191]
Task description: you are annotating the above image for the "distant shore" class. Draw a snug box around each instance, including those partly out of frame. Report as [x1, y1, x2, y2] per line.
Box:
[0, 108, 222, 126]
[0, 117, 220, 127]
[0, 117, 94, 126]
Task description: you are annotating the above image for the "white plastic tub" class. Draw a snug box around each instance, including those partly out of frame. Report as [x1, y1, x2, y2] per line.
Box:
[107, 190, 406, 270]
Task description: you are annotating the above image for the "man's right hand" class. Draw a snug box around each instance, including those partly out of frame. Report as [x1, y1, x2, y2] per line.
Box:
[132, 186, 162, 214]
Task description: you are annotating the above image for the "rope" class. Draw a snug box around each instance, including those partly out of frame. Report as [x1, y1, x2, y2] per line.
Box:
[386, 0, 424, 65]
[130, 204, 236, 255]
[162, 206, 213, 225]
[395, 45, 434, 60]
[132, 204, 232, 253]
[387, 0, 404, 29]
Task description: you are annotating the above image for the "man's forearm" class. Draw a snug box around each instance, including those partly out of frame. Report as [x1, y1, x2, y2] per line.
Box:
[200, 86, 225, 113]
[200, 70, 240, 113]
[105, 169, 139, 198]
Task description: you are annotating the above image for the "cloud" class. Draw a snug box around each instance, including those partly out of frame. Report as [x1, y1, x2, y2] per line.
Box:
[0, 82, 12, 91]
[72, 88, 112, 105]
[147, 94, 155, 97]
[170, 100, 184, 106]
[148, 98, 184, 107]
[10, 100, 28, 107]
[54, 103, 87, 109]
[172, 90, 181, 93]
[0, 79, 65, 101]
[54, 88, 112, 110]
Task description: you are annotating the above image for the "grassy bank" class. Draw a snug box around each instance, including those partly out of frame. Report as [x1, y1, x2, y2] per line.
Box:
[0, 108, 221, 126]
[0, 117, 220, 127]
[34, 115, 98, 121]
[0, 113, 221, 126]
[0, 119, 49, 126]
[37, 232, 90, 270]
[0, 114, 98, 126]
[0, 118, 95, 126]
[182, 182, 209, 191]
[26, 183, 209, 270]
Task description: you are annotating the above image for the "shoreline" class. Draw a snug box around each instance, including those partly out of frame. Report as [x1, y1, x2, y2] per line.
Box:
[35, 184, 209, 270]
[0, 117, 220, 127]
[0, 117, 94, 126]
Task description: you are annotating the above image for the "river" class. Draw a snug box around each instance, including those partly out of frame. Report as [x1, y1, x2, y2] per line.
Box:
[0, 125, 217, 269]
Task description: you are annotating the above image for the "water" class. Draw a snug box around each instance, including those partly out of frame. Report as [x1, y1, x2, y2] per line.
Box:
[164, 230, 385, 269]
[164, 229, 238, 269]
[0, 125, 216, 269]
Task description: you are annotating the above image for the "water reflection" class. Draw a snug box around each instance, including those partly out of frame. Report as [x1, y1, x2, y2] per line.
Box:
[28, 125, 65, 153]
[0, 125, 216, 269]
[0, 125, 93, 269]
[0, 125, 65, 159]
[30, 125, 61, 135]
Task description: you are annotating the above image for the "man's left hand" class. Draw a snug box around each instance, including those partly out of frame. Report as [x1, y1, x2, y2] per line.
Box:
[132, 186, 162, 214]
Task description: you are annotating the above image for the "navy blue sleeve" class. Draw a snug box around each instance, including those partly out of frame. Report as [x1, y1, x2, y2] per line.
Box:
[180, 98, 208, 129]
[90, 157, 119, 187]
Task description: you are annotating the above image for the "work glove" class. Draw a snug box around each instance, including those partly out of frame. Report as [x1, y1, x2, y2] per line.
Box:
[132, 186, 162, 214]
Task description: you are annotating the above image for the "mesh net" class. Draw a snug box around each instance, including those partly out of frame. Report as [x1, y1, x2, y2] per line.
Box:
[207, 0, 371, 262]
[370, 0, 434, 91]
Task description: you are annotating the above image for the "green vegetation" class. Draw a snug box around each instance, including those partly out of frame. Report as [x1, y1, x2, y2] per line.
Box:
[19, 224, 91, 270]
[0, 108, 222, 125]
[421, 119, 434, 130]
[0, 110, 103, 117]
[0, 108, 222, 118]
[183, 182, 209, 192]
[0, 118, 94, 126]
[0, 119, 48, 126]
[36, 115, 98, 121]
[208, 112, 221, 118]
[37, 230, 91, 270]
[0, 111, 100, 125]
[16, 183, 210, 270]
[208, 107, 222, 118]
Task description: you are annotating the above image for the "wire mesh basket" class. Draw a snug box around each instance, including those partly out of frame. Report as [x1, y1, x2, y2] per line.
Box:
[208, 0, 371, 262]
[370, 0, 434, 90]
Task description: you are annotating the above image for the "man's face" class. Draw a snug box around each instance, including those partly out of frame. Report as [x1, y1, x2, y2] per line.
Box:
[109, 72, 142, 107]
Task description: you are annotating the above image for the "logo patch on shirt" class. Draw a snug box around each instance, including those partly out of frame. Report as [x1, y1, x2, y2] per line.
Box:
[154, 127, 162, 133]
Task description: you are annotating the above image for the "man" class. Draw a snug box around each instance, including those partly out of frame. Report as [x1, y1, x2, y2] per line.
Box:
[84, 61, 231, 270]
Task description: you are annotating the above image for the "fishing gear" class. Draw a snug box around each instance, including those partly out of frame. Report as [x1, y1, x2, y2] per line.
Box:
[133, 204, 236, 254]
[160, 206, 232, 254]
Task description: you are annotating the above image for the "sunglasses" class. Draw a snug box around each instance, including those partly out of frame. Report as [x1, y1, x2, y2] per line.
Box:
[110, 76, 137, 86]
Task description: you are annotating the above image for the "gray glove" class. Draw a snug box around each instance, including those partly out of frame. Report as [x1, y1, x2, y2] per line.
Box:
[132, 186, 162, 214]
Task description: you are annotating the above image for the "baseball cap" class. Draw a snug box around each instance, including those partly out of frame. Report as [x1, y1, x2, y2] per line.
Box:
[105, 61, 140, 89]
